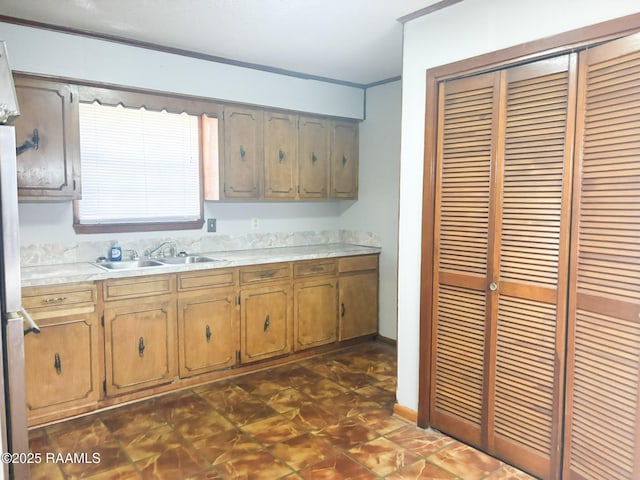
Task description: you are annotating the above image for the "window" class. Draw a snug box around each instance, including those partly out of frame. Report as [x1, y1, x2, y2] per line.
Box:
[74, 101, 204, 232]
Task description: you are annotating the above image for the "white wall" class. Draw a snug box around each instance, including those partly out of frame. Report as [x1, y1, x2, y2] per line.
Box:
[0, 22, 364, 119]
[342, 81, 401, 339]
[397, 0, 640, 413]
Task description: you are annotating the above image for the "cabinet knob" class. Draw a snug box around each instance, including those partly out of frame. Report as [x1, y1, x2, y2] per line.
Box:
[489, 282, 498, 291]
[278, 149, 285, 163]
[341, 303, 346, 317]
[311, 152, 317, 165]
[138, 337, 146, 357]
[240, 146, 246, 160]
[206, 324, 212, 343]
[342, 155, 347, 166]
[263, 314, 270, 332]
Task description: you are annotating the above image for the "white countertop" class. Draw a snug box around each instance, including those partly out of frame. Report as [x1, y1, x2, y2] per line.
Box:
[21, 243, 381, 287]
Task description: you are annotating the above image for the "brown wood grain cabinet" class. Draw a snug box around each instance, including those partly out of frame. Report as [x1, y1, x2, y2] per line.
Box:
[264, 111, 298, 199]
[239, 263, 293, 363]
[338, 256, 378, 340]
[102, 275, 177, 396]
[221, 106, 263, 199]
[330, 120, 359, 199]
[22, 254, 378, 426]
[13, 76, 81, 201]
[298, 116, 330, 199]
[22, 283, 100, 426]
[293, 259, 338, 350]
[177, 269, 239, 378]
[216, 107, 356, 201]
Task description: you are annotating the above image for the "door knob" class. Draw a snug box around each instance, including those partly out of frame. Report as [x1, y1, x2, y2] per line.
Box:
[489, 282, 498, 291]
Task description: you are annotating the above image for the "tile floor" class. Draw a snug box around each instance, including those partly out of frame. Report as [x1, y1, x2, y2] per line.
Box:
[28, 341, 536, 479]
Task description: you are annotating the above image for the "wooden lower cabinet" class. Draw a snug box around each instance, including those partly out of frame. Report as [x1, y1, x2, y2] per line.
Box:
[24, 313, 101, 426]
[23, 254, 379, 426]
[103, 295, 177, 396]
[294, 278, 337, 351]
[241, 283, 293, 363]
[177, 288, 239, 377]
[338, 256, 379, 341]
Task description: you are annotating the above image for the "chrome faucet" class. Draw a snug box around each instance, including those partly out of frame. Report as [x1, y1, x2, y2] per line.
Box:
[145, 241, 176, 258]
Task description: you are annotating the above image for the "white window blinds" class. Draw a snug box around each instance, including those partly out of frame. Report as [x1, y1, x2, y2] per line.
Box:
[78, 102, 201, 225]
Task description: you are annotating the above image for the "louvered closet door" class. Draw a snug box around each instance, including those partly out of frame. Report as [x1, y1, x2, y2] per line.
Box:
[489, 56, 575, 479]
[564, 33, 640, 480]
[431, 56, 575, 479]
[430, 71, 499, 447]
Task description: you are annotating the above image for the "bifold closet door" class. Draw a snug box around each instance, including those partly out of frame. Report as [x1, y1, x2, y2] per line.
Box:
[564, 32, 640, 480]
[431, 55, 575, 479]
[487, 55, 575, 479]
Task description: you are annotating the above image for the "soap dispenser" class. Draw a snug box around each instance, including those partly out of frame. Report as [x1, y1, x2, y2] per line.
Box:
[109, 241, 123, 262]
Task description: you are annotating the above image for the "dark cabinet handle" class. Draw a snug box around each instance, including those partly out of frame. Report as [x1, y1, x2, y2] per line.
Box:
[138, 337, 145, 357]
[16, 128, 39, 156]
[54, 353, 61, 375]
[278, 149, 285, 163]
[206, 324, 212, 343]
[264, 314, 270, 332]
[341, 303, 346, 317]
[311, 152, 317, 164]
[240, 146, 246, 160]
[342, 155, 347, 166]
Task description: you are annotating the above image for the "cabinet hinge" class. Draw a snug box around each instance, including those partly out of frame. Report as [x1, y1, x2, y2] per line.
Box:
[223, 183, 227, 193]
[236, 350, 240, 363]
[102, 380, 106, 394]
[101, 314, 104, 327]
[236, 295, 241, 305]
[297, 185, 300, 194]
[73, 179, 76, 191]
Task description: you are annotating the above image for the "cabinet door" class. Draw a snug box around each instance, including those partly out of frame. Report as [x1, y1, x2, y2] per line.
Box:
[24, 314, 100, 425]
[178, 288, 239, 378]
[104, 296, 177, 396]
[222, 106, 263, 198]
[564, 33, 640, 480]
[264, 111, 298, 199]
[294, 277, 337, 351]
[298, 116, 329, 198]
[241, 284, 292, 363]
[330, 120, 358, 199]
[338, 272, 378, 341]
[13, 77, 80, 201]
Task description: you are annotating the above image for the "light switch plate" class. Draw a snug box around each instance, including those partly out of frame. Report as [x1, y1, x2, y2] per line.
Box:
[207, 218, 216, 232]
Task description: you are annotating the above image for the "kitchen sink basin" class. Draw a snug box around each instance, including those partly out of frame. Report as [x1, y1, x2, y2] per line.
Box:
[95, 259, 164, 270]
[157, 255, 218, 265]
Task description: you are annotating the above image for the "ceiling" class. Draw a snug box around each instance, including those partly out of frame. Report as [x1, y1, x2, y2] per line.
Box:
[0, 0, 443, 86]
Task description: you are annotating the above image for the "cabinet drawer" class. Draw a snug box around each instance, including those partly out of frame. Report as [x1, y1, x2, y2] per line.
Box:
[338, 255, 378, 274]
[177, 268, 237, 291]
[294, 259, 337, 278]
[23, 283, 97, 318]
[240, 263, 291, 285]
[103, 274, 175, 301]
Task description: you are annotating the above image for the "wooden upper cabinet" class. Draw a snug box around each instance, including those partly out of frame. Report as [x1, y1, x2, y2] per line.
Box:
[330, 120, 358, 199]
[298, 116, 330, 199]
[13, 76, 80, 201]
[264, 111, 298, 199]
[217, 107, 358, 201]
[221, 106, 263, 199]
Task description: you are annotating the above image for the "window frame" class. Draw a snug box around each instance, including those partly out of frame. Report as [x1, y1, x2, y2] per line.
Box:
[72, 84, 222, 234]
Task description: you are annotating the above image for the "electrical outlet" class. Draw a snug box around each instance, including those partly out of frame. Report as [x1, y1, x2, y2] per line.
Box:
[251, 217, 260, 230]
[207, 218, 216, 232]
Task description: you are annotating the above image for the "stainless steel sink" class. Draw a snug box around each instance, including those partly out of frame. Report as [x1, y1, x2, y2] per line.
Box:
[95, 259, 164, 270]
[157, 255, 218, 265]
